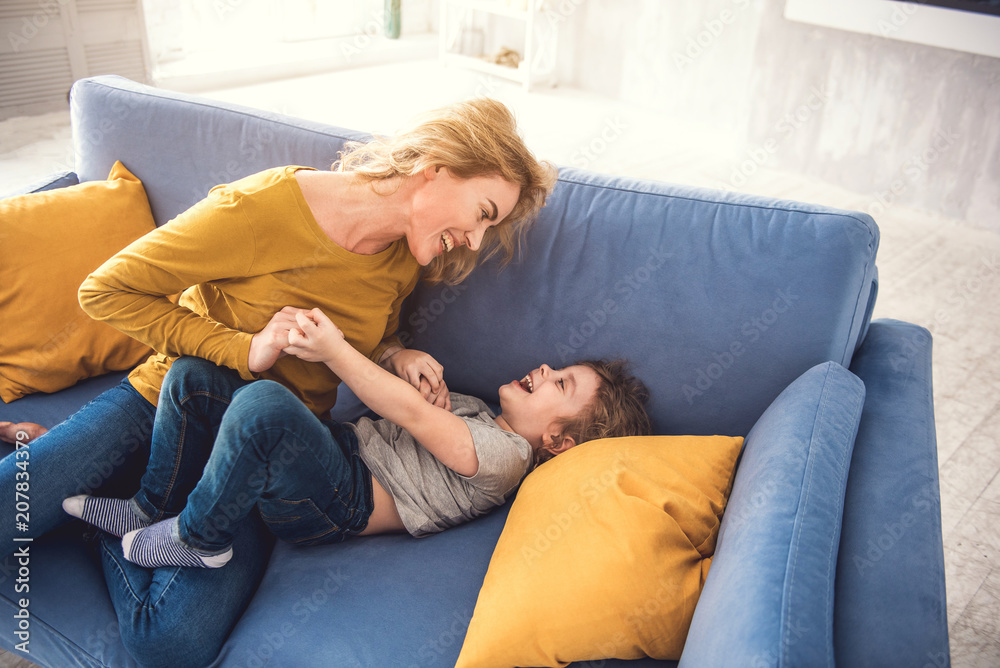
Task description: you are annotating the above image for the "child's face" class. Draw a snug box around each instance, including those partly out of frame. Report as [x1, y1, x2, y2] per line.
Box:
[497, 364, 601, 451]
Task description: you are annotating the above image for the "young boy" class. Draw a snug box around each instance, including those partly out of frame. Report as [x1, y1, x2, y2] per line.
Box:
[63, 308, 651, 568]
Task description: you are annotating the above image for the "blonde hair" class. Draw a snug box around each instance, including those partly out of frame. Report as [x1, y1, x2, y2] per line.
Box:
[335, 98, 557, 284]
[537, 359, 653, 466]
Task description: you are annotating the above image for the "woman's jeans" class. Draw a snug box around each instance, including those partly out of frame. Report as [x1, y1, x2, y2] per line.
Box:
[136, 356, 374, 553]
[0, 361, 273, 667]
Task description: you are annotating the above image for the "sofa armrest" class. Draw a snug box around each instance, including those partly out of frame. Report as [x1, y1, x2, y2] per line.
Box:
[3, 171, 79, 198]
[837, 319, 950, 667]
[679, 361, 865, 668]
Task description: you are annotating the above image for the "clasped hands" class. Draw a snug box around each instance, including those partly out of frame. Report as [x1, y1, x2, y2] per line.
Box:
[248, 306, 451, 409]
[1, 308, 450, 447]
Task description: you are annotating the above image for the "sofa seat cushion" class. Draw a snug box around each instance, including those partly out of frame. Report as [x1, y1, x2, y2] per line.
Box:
[217, 503, 509, 666]
[0, 523, 140, 667]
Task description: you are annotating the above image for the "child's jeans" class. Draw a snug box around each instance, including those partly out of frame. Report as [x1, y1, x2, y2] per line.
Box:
[132, 356, 375, 554]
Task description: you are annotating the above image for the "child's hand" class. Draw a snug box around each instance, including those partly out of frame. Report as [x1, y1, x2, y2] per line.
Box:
[248, 306, 310, 373]
[384, 349, 452, 410]
[284, 308, 346, 363]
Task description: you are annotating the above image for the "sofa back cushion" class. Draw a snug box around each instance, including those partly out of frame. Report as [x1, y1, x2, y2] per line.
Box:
[405, 168, 878, 436]
[70, 76, 879, 436]
[70, 76, 369, 227]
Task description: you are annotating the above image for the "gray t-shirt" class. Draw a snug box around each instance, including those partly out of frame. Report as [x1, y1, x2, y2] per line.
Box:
[349, 393, 533, 537]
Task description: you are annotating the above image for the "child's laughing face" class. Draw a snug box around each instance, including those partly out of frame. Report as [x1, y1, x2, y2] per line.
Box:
[497, 364, 601, 451]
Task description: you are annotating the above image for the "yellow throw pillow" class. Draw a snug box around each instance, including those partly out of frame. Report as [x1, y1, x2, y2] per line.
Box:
[456, 434, 743, 668]
[0, 162, 156, 401]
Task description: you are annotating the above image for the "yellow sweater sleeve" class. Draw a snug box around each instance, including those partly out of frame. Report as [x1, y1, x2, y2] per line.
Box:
[78, 186, 259, 379]
[371, 270, 419, 363]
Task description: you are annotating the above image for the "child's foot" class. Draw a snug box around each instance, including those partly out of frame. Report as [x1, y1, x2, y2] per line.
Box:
[122, 517, 233, 569]
[62, 495, 152, 538]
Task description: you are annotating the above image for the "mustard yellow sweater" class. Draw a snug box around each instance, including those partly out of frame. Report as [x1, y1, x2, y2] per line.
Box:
[79, 166, 420, 415]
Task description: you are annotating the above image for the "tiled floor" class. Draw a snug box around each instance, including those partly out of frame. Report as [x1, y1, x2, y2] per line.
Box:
[1, 60, 998, 667]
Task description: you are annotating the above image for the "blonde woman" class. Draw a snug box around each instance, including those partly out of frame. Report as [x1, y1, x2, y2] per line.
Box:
[0, 98, 555, 666]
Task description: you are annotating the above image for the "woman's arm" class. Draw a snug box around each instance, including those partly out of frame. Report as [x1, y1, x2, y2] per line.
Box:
[285, 309, 478, 476]
[78, 193, 263, 378]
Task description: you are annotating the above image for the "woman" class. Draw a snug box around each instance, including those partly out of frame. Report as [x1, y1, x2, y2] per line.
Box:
[0, 97, 556, 666]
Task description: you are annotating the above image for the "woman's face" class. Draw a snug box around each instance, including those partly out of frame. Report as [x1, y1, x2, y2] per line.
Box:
[407, 167, 520, 266]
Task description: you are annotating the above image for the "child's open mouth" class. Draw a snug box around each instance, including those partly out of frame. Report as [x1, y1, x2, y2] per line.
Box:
[518, 375, 534, 393]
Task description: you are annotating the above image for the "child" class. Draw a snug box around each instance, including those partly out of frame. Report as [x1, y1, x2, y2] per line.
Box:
[63, 308, 651, 568]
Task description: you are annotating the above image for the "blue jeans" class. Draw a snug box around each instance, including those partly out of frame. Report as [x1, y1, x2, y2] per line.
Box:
[0, 378, 157, 553]
[0, 369, 276, 667]
[138, 356, 374, 553]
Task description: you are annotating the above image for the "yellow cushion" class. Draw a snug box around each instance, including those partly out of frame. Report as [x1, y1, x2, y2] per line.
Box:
[0, 162, 156, 401]
[456, 434, 743, 667]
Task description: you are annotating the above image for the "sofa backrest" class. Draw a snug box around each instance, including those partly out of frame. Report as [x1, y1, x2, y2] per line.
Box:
[403, 168, 878, 436]
[70, 76, 879, 437]
[70, 76, 370, 226]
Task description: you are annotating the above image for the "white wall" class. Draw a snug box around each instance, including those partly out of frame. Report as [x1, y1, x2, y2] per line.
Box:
[550, 0, 1000, 231]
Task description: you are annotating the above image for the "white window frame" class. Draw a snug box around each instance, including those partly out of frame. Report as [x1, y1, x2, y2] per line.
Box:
[784, 0, 1000, 58]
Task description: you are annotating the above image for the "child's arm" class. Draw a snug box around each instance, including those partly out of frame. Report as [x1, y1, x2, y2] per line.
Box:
[285, 309, 479, 477]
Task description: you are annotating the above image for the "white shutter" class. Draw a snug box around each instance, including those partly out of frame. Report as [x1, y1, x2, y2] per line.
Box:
[0, 0, 151, 119]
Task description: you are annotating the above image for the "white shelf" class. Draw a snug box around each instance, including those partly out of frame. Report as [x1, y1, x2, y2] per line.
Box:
[442, 0, 530, 21]
[439, 0, 556, 92]
[441, 52, 527, 84]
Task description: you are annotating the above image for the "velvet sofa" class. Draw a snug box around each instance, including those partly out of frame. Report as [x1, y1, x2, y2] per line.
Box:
[0, 76, 949, 667]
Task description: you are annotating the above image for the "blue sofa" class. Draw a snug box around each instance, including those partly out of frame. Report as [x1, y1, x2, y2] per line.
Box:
[0, 76, 949, 667]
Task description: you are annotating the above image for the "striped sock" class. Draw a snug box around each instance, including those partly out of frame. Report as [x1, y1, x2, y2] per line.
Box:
[122, 517, 233, 569]
[62, 495, 152, 538]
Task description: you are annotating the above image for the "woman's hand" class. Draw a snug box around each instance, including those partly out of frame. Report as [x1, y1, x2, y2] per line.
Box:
[284, 308, 347, 363]
[384, 348, 452, 410]
[248, 306, 308, 374]
[0, 422, 47, 444]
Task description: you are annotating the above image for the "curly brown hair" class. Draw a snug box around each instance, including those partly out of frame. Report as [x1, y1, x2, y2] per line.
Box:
[538, 359, 653, 465]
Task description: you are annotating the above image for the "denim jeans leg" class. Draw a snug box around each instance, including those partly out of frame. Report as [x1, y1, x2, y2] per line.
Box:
[98, 509, 276, 668]
[0, 379, 156, 559]
[177, 380, 373, 553]
[131, 357, 251, 522]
